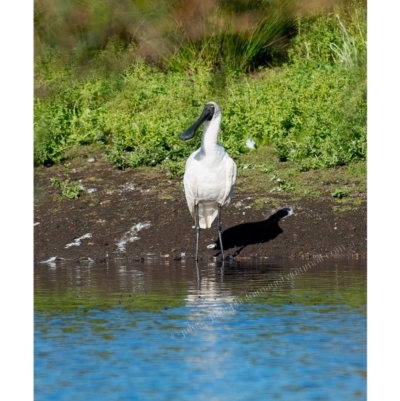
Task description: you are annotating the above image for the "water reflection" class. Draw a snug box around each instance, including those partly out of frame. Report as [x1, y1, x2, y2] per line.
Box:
[35, 258, 366, 400]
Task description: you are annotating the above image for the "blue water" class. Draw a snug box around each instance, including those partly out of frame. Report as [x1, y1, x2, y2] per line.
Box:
[34, 259, 366, 400]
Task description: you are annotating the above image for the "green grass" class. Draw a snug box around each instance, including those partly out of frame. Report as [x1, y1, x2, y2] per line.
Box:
[233, 146, 366, 211]
[164, 0, 295, 73]
[34, 1, 366, 177]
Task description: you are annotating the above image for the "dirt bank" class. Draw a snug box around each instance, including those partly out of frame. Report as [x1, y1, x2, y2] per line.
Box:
[34, 150, 367, 263]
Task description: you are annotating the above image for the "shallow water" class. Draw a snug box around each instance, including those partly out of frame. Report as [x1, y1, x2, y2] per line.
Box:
[35, 258, 366, 400]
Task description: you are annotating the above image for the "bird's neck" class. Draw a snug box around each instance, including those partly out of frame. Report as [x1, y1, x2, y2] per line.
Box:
[201, 115, 221, 154]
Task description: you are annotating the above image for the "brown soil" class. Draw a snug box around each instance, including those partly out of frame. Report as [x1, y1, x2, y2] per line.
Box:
[34, 151, 366, 263]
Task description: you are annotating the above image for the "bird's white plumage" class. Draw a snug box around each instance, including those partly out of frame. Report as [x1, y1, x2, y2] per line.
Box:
[183, 102, 237, 229]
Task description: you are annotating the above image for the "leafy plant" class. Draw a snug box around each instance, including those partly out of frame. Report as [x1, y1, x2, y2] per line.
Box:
[50, 178, 83, 199]
[332, 188, 348, 199]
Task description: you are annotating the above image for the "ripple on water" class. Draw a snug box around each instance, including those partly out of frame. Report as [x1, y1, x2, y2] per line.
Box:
[35, 258, 366, 401]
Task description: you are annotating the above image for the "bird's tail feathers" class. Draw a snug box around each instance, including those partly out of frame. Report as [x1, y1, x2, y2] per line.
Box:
[194, 202, 218, 229]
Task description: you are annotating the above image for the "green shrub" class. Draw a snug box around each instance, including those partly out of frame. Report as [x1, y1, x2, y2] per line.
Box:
[34, 1, 366, 172]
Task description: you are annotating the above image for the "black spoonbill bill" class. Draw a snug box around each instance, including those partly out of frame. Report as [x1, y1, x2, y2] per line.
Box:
[179, 101, 237, 261]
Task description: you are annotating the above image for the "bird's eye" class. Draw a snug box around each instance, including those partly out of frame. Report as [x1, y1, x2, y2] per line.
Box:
[210, 104, 214, 109]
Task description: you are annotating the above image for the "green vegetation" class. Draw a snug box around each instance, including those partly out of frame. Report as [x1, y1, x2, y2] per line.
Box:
[34, 1, 366, 177]
[50, 177, 83, 199]
[231, 146, 366, 211]
[164, 0, 296, 72]
[332, 188, 348, 199]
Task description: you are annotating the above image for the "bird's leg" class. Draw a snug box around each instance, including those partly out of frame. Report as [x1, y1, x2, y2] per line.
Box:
[219, 258, 224, 283]
[195, 203, 200, 262]
[195, 260, 201, 291]
[217, 203, 224, 260]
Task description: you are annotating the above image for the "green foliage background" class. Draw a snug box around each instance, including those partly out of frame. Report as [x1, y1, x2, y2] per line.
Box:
[34, 0, 366, 173]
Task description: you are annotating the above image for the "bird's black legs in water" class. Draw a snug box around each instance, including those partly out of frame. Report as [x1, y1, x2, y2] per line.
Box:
[195, 260, 201, 290]
[217, 203, 224, 260]
[217, 203, 225, 279]
[195, 204, 201, 288]
[194, 203, 224, 262]
[195, 203, 200, 262]
[193, 203, 224, 286]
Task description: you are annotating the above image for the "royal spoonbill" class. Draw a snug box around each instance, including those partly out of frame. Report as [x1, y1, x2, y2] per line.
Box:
[179, 101, 237, 261]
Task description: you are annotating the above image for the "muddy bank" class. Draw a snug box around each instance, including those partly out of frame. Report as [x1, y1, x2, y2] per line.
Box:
[34, 152, 366, 263]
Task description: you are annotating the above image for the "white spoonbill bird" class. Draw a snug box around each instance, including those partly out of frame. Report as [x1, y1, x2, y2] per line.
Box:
[179, 101, 237, 261]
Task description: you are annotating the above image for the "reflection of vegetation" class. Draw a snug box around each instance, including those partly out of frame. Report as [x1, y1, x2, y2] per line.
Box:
[235, 263, 367, 308]
[241, 287, 366, 309]
[34, 291, 186, 313]
[35, 260, 366, 314]
[35, 0, 366, 176]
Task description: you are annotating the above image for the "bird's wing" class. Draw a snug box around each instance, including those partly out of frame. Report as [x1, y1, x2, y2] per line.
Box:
[183, 154, 198, 220]
[224, 156, 237, 206]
